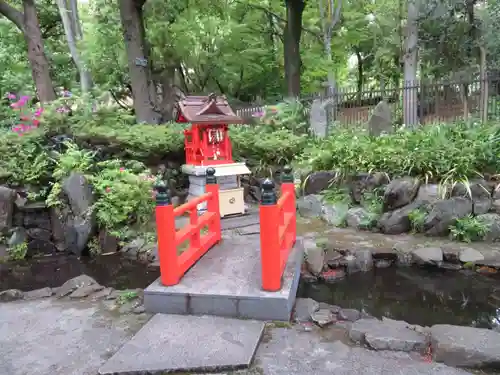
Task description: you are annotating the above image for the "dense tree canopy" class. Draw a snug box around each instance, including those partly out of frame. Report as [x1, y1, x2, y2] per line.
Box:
[0, 0, 497, 124]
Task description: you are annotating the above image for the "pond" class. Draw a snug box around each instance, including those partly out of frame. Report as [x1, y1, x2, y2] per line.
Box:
[0, 253, 160, 291]
[298, 266, 500, 329]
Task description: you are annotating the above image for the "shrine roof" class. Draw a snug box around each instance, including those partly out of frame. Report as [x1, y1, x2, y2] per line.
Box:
[175, 93, 244, 124]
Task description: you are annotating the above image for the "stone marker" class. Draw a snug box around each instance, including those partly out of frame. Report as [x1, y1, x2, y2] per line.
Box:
[310, 98, 328, 138]
[98, 314, 265, 374]
[368, 101, 392, 136]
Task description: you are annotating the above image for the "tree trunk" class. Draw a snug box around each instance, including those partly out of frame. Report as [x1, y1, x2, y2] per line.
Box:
[22, 0, 56, 102]
[403, 0, 419, 127]
[56, 0, 93, 93]
[284, 0, 305, 97]
[479, 45, 488, 123]
[119, 0, 161, 124]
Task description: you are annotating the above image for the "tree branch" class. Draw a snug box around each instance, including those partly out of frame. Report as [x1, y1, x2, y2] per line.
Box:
[0, 1, 24, 32]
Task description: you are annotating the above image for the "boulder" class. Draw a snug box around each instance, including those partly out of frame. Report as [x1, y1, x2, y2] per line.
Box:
[346, 207, 373, 229]
[423, 197, 473, 236]
[378, 201, 424, 234]
[476, 213, 500, 242]
[368, 101, 392, 136]
[321, 202, 349, 227]
[411, 247, 443, 265]
[415, 184, 441, 203]
[297, 195, 323, 218]
[304, 238, 325, 275]
[0, 186, 16, 233]
[458, 247, 484, 263]
[431, 324, 500, 368]
[349, 172, 389, 204]
[303, 171, 337, 195]
[293, 298, 320, 322]
[383, 177, 420, 211]
[452, 179, 492, 215]
[52, 173, 97, 255]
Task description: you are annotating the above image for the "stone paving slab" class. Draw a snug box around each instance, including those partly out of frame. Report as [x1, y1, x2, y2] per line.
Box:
[0, 298, 149, 375]
[144, 235, 303, 321]
[252, 327, 473, 375]
[237, 224, 261, 235]
[98, 314, 265, 375]
[221, 212, 260, 230]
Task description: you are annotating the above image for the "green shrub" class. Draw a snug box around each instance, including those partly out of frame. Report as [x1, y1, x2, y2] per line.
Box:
[449, 215, 489, 242]
[408, 208, 427, 233]
[299, 121, 500, 186]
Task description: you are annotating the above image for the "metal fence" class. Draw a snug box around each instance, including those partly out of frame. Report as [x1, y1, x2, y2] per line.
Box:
[236, 77, 500, 126]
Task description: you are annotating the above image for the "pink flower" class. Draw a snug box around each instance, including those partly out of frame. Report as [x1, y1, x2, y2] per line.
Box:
[10, 101, 21, 109]
[6, 93, 16, 100]
[34, 108, 43, 117]
[32, 119, 40, 127]
[105, 187, 111, 193]
[119, 167, 125, 172]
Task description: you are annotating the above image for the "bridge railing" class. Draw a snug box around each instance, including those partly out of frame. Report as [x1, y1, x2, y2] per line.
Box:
[259, 166, 297, 291]
[154, 167, 221, 286]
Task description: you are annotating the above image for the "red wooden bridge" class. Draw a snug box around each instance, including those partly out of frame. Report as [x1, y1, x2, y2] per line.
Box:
[144, 166, 303, 321]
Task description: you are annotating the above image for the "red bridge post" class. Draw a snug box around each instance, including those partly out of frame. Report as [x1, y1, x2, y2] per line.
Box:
[259, 166, 297, 291]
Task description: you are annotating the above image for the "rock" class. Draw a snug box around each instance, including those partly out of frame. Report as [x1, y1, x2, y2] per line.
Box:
[303, 171, 337, 195]
[89, 287, 113, 300]
[321, 202, 349, 227]
[69, 283, 104, 298]
[293, 298, 320, 322]
[132, 305, 146, 314]
[353, 249, 373, 272]
[431, 324, 500, 368]
[121, 237, 146, 259]
[297, 194, 323, 218]
[411, 247, 443, 265]
[98, 230, 119, 254]
[346, 207, 373, 229]
[458, 247, 484, 263]
[0, 289, 24, 301]
[374, 259, 392, 268]
[368, 101, 392, 136]
[338, 308, 361, 322]
[349, 172, 389, 204]
[0, 186, 16, 233]
[0, 244, 7, 259]
[311, 308, 336, 327]
[57, 274, 98, 297]
[491, 199, 500, 214]
[378, 201, 425, 235]
[319, 302, 341, 313]
[304, 238, 325, 275]
[24, 287, 53, 300]
[452, 180, 492, 215]
[22, 206, 51, 230]
[118, 300, 142, 314]
[476, 213, 500, 241]
[56, 173, 97, 255]
[350, 319, 428, 352]
[397, 252, 414, 266]
[7, 227, 27, 247]
[423, 197, 473, 236]
[320, 268, 346, 283]
[300, 266, 318, 283]
[415, 184, 441, 203]
[383, 177, 420, 211]
[325, 249, 343, 267]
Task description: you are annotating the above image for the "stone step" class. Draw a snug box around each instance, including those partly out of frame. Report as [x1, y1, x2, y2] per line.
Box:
[98, 314, 265, 375]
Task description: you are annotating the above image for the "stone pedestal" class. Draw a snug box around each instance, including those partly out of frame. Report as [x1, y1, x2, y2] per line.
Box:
[181, 162, 251, 215]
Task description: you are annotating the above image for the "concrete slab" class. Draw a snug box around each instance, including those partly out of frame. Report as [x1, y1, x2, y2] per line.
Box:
[0, 298, 149, 375]
[237, 224, 261, 235]
[144, 235, 303, 321]
[221, 212, 260, 230]
[98, 314, 264, 375]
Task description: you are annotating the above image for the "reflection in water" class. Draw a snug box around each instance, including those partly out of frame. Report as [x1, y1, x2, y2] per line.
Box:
[298, 266, 500, 328]
[0, 253, 160, 291]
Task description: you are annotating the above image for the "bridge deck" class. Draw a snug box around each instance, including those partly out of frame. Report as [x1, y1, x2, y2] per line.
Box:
[144, 229, 303, 321]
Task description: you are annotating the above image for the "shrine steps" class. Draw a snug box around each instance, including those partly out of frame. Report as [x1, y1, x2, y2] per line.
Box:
[143, 233, 303, 321]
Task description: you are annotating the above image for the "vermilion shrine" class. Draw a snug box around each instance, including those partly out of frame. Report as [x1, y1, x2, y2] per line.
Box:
[143, 94, 303, 321]
[174, 93, 250, 217]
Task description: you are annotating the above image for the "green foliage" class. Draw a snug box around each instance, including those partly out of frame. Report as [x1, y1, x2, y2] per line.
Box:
[408, 208, 427, 233]
[0, 129, 52, 186]
[90, 160, 156, 238]
[361, 189, 384, 215]
[321, 186, 351, 205]
[449, 215, 489, 243]
[260, 99, 309, 135]
[8, 242, 28, 261]
[299, 121, 500, 186]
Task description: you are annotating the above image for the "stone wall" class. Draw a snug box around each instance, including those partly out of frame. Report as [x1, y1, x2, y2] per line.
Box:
[0, 173, 98, 261]
[299, 171, 500, 241]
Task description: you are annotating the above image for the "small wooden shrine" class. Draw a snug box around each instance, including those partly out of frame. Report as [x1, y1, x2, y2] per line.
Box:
[175, 93, 250, 217]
